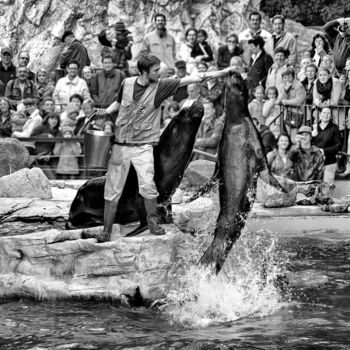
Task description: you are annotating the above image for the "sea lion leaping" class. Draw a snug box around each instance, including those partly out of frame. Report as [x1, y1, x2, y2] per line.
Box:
[199, 71, 285, 274]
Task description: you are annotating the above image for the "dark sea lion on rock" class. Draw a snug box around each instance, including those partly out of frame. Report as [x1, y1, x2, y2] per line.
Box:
[66, 101, 204, 234]
[199, 71, 285, 275]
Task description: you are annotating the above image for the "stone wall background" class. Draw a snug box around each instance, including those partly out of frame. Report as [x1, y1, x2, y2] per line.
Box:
[0, 0, 318, 72]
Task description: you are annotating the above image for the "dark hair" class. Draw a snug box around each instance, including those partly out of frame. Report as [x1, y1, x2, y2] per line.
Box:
[226, 33, 238, 42]
[281, 66, 295, 78]
[272, 14, 285, 25]
[274, 47, 289, 57]
[155, 13, 166, 22]
[248, 35, 265, 49]
[197, 29, 208, 40]
[311, 33, 331, 54]
[68, 60, 80, 69]
[137, 54, 161, 74]
[43, 112, 61, 128]
[249, 11, 261, 21]
[69, 94, 83, 104]
[265, 86, 279, 98]
[305, 62, 318, 73]
[276, 133, 292, 151]
[101, 54, 114, 62]
[41, 97, 55, 105]
[185, 27, 197, 38]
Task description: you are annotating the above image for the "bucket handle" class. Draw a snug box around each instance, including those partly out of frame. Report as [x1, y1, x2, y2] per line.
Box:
[80, 111, 114, 135]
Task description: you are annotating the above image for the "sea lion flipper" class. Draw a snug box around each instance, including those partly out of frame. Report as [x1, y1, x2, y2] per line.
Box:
[260, 167, 287, 193]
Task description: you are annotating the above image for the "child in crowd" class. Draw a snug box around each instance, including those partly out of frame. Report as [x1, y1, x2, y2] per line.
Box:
[60, 102, 80, 130]
[191, 29, 214, 63]
[248, 85, 265, 125]
[263, 86, 282, 129]
[297, 57, 312, 81]
[53, 125, 82, 179]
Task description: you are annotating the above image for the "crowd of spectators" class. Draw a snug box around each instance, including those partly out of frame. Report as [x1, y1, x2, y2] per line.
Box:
[1, 12, 350, 183]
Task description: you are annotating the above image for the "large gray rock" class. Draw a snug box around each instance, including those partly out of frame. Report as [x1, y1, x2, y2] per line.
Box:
[185, 160, 215, 187]
[0, 167, 52, 199]
[0, 225, 196, 301]
[0, 138, 30, 177]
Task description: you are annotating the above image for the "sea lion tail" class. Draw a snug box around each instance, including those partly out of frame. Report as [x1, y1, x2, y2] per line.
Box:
[260, 167, 287, 193]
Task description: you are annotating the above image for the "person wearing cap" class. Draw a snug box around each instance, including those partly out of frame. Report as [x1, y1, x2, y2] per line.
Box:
[246, 35, 273, 93]
[59, 31, 91, 70]
[173, 60, 188, 103]
[0, 47, 17, 88]
[289, 125, 325, 181]
[264, 15, 298, 67]
[140, 13, 176, 69]
[98, 21, 133, 73]
[5, 66, 39, 108]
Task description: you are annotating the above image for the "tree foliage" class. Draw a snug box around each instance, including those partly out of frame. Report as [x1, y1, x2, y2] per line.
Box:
[260, 0, 350, 26]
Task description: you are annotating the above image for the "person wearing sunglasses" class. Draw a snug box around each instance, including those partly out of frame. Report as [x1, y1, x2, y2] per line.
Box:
[217, 33, 243, 70]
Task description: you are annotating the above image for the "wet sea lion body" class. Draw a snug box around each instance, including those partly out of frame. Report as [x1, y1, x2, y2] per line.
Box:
[66, 101, 204, 231]
[199, 71, 284, 274]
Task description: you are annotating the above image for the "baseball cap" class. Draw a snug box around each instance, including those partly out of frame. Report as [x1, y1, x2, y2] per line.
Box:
[1, 47, 13, 56]
[175, 60, 186, 69]
[297, 125, 312, 134]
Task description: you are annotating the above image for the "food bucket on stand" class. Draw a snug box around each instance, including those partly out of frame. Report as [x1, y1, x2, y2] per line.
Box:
[83, 113, 114, 169]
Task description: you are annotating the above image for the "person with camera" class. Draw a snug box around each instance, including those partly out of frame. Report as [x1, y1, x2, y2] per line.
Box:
[98, 21, 133, 73]
[323, 17, 350, 73]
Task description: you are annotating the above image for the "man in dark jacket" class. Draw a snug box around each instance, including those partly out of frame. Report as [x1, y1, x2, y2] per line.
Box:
[60, 31, 91, 70]
[246, 35, 273, 94]
[0, 47, 16, 88]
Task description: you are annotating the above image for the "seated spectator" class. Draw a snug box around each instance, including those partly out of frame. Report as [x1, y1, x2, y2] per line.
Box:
[248, 85, 265, 125]
[312, 106, 341, 184]
[127, 60, 139, 77]
[265, 47, 289, 91]
[191, 29, 213, 63]
[309, 33, 332, 67]
[263, 86, 282, 129]
[246, 35, 273, 93]
[11, 98, 42, 154]
[98, 21, 133, 73]
[0, 97, 14, 137]
[82, 66, 94, 93]
[90, 54, 125, 108]
[35, 68, 54, 102]
[180, 83, 205, 109]
[278, 66, 306, 141]
[178, 28, 198, 75]
[17, 50, 35, 80]
[53, 125, 82, 179]
[53, 61, 90, 108]
[320, 55, 338, 77]
[173, 60, 188, 103]
[60, 93, 84, 125]
[252, 117, 276, 154]
[264, 14, 298, 67]
[289, 125, 325, 181]
[39, 97, 56, 118]
[217, 33, 242, 70]
[267, 133, 294, 177]
[297, 57, 312, 82]
[60, 31, 91, 71]
[32, 112, 62, 179]
[5, 66, 38, 108]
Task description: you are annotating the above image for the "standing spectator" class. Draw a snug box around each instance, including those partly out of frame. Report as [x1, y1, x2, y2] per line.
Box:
[173, 60, 188, 103]
[178, 28, 198, 75]
[263, 86, 282, 129]
[252, 117, 276, 154]
[59, 31, 91, 70]
[90, 54, 125, 108]
[248, 85, 266, 125]
[82, 66, 94, 93]
[238, 11, 271, 66]
[98, 21, 133, 73]
[267, 133, 294, 177]
[246, 36, 273, 93]
[190, 29, 214, 64]
[0, 97, 13, 137]
[265, 47, 289, 90]
[0, 47, 16, 88]
[217, 33, 243, 70]
[264, 15, 298, 67]
[53, 125, 82, 179]
[53, 61, 90, 107]
[11, 98, 42, 154]
[323, 17, 350, 73]
[312, 106, 341, 184]
[140, 13, 176, 69]
[5, 66, 38, 108]
[17, 51, 35, 80]
[35, 68, 54, 102]
[301, 63, 318, 124]
[309, 33, 332, 67]
[289, 125, 325, 181]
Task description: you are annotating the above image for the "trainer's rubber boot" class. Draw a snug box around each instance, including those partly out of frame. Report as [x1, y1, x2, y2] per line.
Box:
[97, 200, 119, 242]
[143, 198, 165, 236]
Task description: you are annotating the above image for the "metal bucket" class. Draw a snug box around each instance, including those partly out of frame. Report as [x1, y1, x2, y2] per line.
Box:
[84, 129, 113, 169]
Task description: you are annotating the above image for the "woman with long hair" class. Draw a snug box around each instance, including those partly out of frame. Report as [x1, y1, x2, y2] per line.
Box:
[309, 33, 332, 67]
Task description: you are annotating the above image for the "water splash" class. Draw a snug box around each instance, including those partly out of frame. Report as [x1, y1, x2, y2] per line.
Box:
[163, 228, 288, 328]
